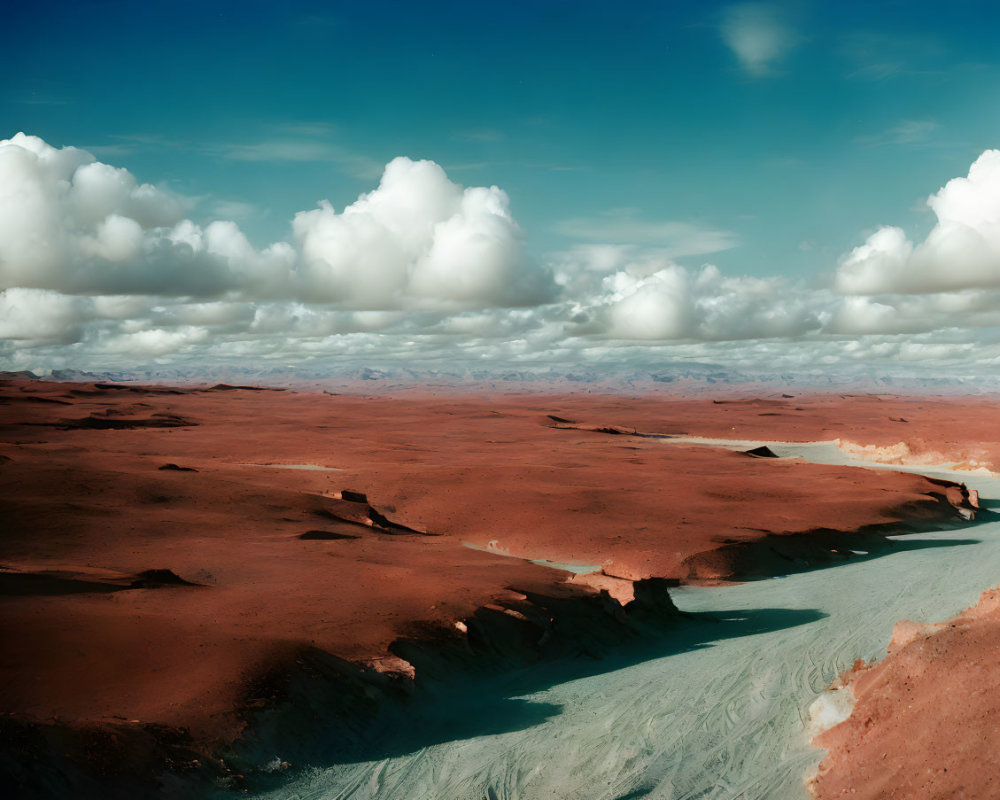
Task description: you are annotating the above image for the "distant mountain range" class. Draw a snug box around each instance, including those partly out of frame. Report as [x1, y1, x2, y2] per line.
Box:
[3, 363, 994, 396]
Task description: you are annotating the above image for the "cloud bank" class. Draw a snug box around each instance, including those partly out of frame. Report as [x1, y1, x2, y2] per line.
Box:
[3, 134, 1000, 379]
[0, 133, 552, 310]
[559, 256, 826, 341]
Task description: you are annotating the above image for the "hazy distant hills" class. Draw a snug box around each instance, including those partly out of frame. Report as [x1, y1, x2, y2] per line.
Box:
[4, 363, 992, 396]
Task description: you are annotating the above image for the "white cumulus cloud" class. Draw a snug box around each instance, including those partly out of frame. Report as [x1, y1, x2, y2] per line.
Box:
[294, 157, 552, 309]
[0, 288, 90, 345]
[837, 150, 1000, 294]
[0, 133, 552, 310]
[563, 256, 826, 342]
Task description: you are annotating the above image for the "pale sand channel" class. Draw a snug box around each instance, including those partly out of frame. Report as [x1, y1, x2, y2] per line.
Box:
[250, 442, 1000, 800]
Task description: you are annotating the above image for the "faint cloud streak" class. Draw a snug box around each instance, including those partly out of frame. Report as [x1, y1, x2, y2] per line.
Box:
[555, 210, 739, 257]
[855, 119, 940, 147]
[840, 31, 948, 81]
[209, 139, 382, 179]
[455, 128, 505, 143]
[720, 3, 798, 76]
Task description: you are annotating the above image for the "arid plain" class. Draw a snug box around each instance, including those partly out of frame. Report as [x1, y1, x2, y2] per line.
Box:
[2, 375, 999, 799]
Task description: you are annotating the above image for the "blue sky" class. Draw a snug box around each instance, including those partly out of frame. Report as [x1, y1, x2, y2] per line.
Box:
[3, 1, 1000, 379]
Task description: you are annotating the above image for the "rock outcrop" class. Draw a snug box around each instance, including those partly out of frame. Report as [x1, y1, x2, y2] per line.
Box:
[810, 588, 1000, 800]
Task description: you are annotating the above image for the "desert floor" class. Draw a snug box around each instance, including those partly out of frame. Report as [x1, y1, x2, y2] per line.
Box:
[1, 377, 997, 798]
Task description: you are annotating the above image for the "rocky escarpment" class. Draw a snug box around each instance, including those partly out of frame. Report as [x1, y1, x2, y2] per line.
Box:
[227, 577, 684, 789]
[2, 575, 684, 799]
[682, 478, 982, 582]
[310, 490, 437, 535]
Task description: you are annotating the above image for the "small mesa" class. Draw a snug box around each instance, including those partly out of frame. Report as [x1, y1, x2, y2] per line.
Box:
[58, 413, 197, 430]
[202, 383, 284, 392]
[743, 445, 779, 458]
[594, 426, 625, 435]
[298, 530, 360, 541]
[129, 568, 200, 588]
[0, 565, 200, 595]
[92, 383, 135, 391]
[158, 463, 198, 472]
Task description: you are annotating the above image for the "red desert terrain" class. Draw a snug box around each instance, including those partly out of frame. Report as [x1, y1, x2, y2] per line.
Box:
[0, 376, 996, 794]
[811, 588, 1000, 800]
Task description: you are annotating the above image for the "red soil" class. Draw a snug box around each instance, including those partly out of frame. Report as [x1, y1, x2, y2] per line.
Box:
[0, 379, 989, 754]
[530, 393, 1000, 472]
[811, 588, 1000, 799]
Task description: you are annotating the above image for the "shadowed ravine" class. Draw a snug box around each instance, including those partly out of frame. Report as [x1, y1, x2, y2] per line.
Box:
[246, 443, 1000, 800]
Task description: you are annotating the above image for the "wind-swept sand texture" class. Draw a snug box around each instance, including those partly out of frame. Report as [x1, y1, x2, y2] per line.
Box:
[810, 587, 1000, 800]
[0, 377, 991, 795]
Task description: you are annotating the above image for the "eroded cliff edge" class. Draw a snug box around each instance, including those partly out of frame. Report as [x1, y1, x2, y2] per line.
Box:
[809, 587, 1000, 800]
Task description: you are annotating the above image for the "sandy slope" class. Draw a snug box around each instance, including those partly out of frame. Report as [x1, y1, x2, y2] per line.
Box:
[810, 588, 1000, 799]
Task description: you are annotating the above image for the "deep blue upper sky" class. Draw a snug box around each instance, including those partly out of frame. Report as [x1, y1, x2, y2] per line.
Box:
[4, 0, 1000, 283]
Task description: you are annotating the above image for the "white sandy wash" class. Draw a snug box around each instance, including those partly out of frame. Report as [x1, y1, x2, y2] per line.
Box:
[250, 441, 1000, 800]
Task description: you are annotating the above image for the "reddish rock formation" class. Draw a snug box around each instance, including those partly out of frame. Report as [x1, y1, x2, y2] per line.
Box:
[811, 588, 1000, 800]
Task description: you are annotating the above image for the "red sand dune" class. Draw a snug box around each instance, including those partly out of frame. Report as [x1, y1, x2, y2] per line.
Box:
[0, 378, 993, 787]
[810, 588, 1000, 799]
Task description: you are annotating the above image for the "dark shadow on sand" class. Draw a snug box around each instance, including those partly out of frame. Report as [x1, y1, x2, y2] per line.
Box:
[0, 568, 200, 596]
[224, 532, 989, 797]
[737, 535, 984, 582]
[232, 604, 827, 794]
[0, 572, 124, 596]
